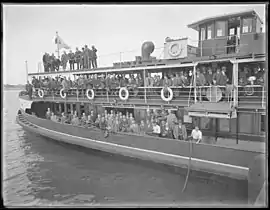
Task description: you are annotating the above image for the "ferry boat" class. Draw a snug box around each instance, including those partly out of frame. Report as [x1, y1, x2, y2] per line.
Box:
[17, 10, 266, 182]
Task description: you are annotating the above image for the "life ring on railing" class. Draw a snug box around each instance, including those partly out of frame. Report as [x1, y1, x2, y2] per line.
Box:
[161, 87, 173, 102]
[168, 43, 183, 57]
[244, 85, 254, 96]
[60, 88, 67, 99]
[86, 89, 95, 100]
[119, 87, 129, 101]
[206, 86, 222, 102]
[38, 89, 44, 98]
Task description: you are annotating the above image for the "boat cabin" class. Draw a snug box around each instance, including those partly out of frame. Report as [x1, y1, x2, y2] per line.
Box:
[187, 9, 265, 57]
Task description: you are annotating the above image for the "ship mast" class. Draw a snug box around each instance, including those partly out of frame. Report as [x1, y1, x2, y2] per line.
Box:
[25, 60, 28, 83]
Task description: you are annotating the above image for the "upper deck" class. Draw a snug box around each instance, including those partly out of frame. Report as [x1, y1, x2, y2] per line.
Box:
[27, 9, 265, 78]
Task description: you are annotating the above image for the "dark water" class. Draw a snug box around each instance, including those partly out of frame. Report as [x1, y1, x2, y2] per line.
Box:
[3, 90, 248, 207]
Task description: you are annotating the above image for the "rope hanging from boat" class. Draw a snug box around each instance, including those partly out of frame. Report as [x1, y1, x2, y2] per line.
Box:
[182, 137, 193, 193]
[161, 87, 173, 102]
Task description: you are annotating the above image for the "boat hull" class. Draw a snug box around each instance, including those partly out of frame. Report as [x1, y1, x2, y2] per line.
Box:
[16, 111, 263, 180]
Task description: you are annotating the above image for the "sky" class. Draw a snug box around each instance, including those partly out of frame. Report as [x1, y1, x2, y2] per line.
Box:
[3, 4, 266, 85]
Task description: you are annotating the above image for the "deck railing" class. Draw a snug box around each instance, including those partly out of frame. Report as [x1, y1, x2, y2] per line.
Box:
[30, 84, 266, 109]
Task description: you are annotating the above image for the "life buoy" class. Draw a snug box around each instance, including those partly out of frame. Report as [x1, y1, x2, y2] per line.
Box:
[38, 89, 44, 98]
[244, 85, 254, 96]
[161, 87, 173, 102]
[119, 87, 129, 101]
[60, 88, 67, 99]
[86, 89, 95, 100]
[168, 42, 183, 57]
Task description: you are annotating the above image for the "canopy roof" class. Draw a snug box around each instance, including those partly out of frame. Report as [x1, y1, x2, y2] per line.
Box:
[187, 9, 263, 31]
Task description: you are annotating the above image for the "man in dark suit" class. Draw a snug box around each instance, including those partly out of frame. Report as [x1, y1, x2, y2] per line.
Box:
[75, 47, 81, 70]
[91, 45, 98, 69]
[68, 50, 75, 70]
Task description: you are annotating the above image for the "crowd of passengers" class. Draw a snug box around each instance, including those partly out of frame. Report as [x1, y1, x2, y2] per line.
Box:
[26, 64, 265, 98]
[45, 107, 203, 143]
[42, 45, 98, 72]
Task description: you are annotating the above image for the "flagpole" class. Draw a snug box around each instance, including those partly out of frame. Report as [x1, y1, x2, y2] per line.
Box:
[56, 31, 60, 59]
[25, 60, 28, 83]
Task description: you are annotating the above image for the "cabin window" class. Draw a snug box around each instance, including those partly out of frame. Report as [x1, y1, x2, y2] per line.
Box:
[242, 18, 253, 33]
[215, 21, 226, 37]
[207, 24, 212, 39]
[200, 117, 212, 130]
[238, 113, 253, 134]
[218, 119, 230, 132]
[200, 27, 206, 40]
[261, 114, 266, 132]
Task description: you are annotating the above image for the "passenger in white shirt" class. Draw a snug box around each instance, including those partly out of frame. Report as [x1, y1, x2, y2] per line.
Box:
[191, 126, 202, 144]
[152, 122, 161, 136]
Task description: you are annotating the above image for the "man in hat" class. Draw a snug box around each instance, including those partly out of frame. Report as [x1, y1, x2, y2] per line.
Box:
[167, 109, 177, 136]
[68, 50, 75, 70]
[74, 47, 81, 70]
[80, 47, 85, 69]
[25, 81, 33, 99]
[91, 45, 98, 69]
[172, 119, 187, 140]
[61, 51, 68, 71]
[83, 45, 90, 69]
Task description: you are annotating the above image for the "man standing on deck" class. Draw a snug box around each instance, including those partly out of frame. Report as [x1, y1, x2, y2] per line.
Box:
[68, 50, 75, 70]
[25, 81, 33, 99]
[46, 108, 51, 120]
[75, 47, 81, 70]
[42, 53, 49, 72]
[61, 51, 68, 71]
[191, 126, 202, 144]
[83, 45, 90, 69]
[80, 47, 84, 69]
[91, 45, 98, 69]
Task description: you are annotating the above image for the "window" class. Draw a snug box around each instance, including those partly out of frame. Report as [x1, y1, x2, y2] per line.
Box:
[261, 114, 266, 132]
[218, 119, 230, 132]
[207, 25, 212, 39]
[229, 28, 235, 36]
[200, 27, 206, 40]
[216, 21, 226, 37]
[242, 18, 253, 33]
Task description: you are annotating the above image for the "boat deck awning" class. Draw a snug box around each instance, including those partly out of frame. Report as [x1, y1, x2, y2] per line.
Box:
[185, 102, 237, 119]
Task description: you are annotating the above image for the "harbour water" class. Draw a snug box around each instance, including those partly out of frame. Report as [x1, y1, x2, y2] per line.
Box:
[3, 90, 248, 207]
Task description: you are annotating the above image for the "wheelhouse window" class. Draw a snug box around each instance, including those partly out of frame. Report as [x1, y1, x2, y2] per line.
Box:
[207, 24, 212, 39]
[200, 27, 206, 41]
[242, 18, 253, 33]
[229, 28, 235, 36]
[215, 21, 226, 37]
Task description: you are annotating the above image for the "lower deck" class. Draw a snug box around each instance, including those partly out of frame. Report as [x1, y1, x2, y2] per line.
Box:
[25, 98, 267, 143]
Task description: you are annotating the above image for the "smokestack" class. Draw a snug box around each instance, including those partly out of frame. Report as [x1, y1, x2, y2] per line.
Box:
[141, 41, 155, 61]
